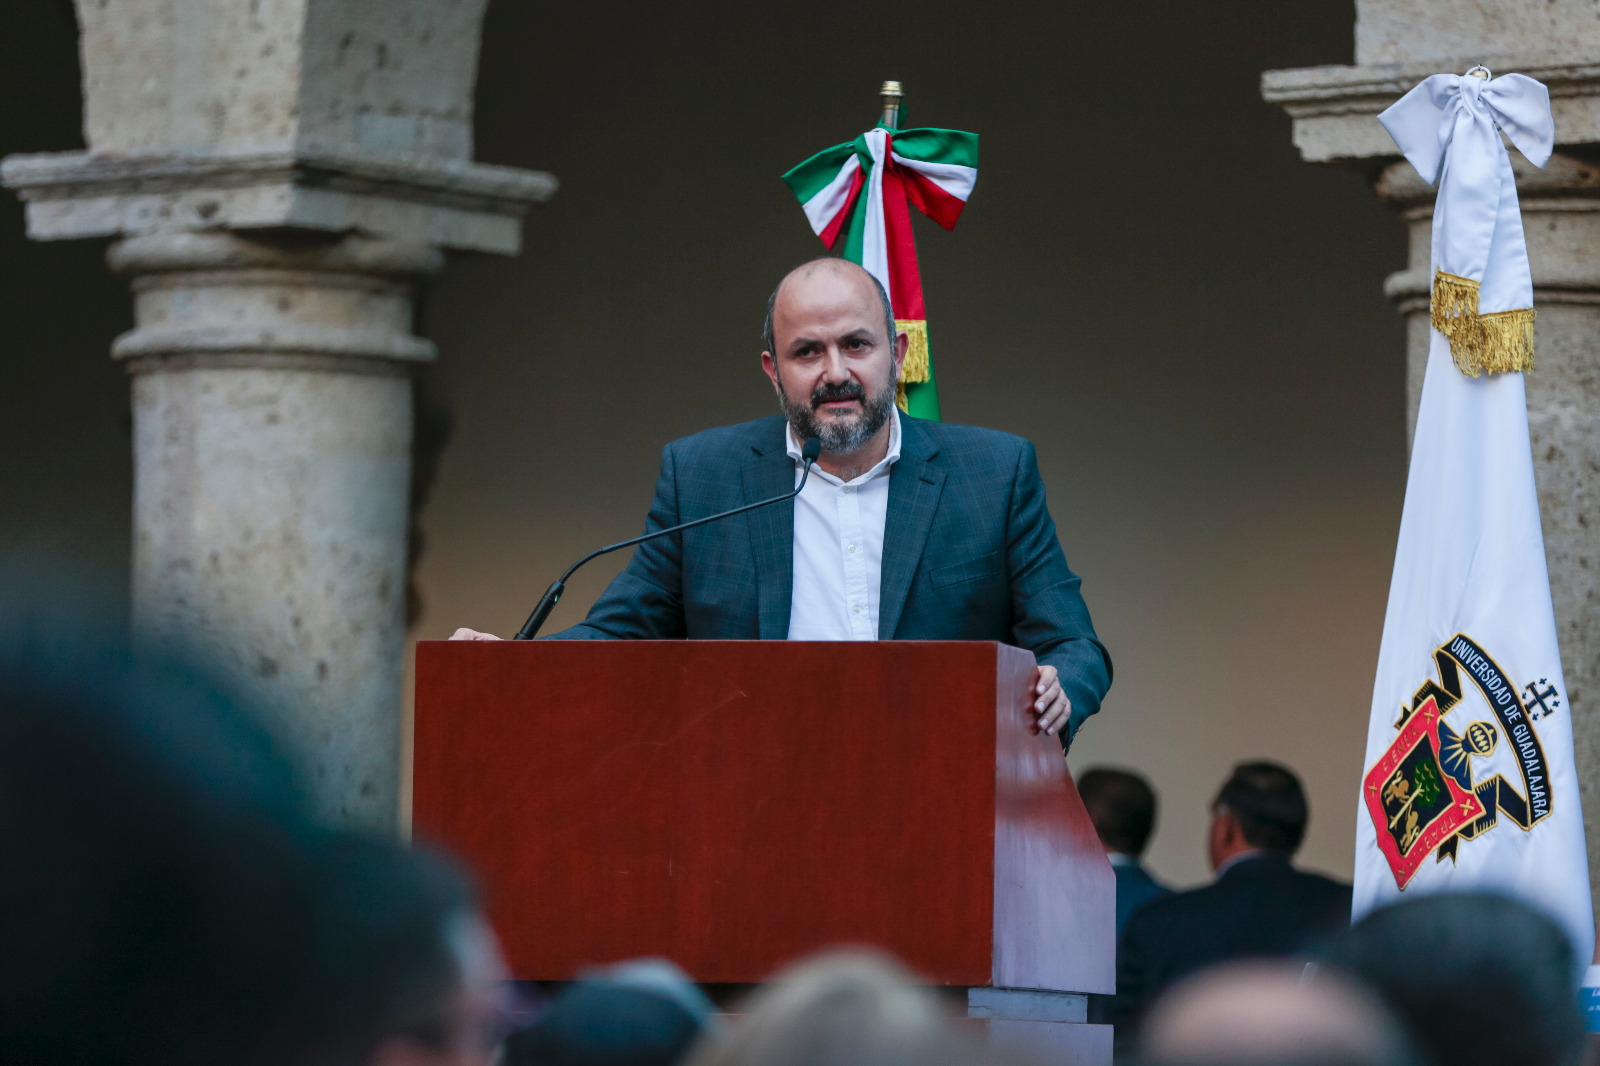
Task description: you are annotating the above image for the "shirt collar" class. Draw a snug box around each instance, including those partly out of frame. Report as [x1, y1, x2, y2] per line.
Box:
[1106, 852, 1137, 868]
[1215, 849, 1266, 878]
[786, 405, 902, 485]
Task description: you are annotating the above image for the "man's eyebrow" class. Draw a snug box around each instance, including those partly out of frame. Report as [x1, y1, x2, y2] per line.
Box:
[786, 328, 875, 352]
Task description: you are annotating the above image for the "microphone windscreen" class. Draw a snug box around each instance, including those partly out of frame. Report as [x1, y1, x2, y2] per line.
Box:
[802, 437, 822, 462]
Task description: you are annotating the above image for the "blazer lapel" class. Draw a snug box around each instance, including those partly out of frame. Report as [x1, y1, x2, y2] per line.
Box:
[878, 420, 945, 640]
[743, 433, 796, 639]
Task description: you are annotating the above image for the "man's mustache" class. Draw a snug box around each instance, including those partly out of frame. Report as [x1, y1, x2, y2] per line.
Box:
[811, 382, 867, 408]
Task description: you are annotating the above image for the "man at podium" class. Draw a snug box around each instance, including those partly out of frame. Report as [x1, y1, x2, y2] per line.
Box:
[454, 258, 1111, 748]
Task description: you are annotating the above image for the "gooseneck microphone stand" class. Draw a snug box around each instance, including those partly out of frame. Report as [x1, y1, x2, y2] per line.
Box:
[513, 437, 823, 640]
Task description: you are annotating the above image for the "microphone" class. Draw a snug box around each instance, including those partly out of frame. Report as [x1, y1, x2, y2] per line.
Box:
[513, 436, 823, 640]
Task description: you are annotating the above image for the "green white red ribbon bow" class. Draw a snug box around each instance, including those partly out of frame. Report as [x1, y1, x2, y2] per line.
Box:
[783, 127, 978, 419]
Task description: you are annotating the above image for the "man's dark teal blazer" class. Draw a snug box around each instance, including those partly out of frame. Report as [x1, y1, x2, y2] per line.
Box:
[550, 414, 1112, 743]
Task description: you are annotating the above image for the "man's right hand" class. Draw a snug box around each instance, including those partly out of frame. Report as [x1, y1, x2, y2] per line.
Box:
[450, 628, 504, 641]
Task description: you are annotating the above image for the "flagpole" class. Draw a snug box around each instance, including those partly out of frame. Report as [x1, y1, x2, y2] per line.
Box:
[875, 79, 935, 419]
[878, 81, 902, 130]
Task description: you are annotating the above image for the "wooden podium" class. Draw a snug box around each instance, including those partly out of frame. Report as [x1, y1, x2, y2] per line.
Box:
[414, 641, 1113, 1061]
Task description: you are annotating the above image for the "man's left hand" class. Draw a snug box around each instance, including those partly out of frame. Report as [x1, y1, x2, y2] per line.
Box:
[1032, 665, 1072, 739]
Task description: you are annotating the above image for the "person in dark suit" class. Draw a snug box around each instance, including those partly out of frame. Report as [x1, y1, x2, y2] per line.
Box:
[455, 257, 1112, 746]
[1109, 761, 1351, 1041]
[1078, 767, 1172, 938]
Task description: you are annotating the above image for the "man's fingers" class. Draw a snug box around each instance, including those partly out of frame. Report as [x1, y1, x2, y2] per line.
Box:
[450, 627, 504, 641]
[1028, 667, 1066, 734]
[1038, 693, 1072, 737]
[1034, 680, 1063, 713]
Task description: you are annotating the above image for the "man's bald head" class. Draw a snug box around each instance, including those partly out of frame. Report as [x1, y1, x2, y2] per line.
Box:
[758, 257, 905, 468]
[761, 258, 895, 359]
[1140, 962, 1415, 1066]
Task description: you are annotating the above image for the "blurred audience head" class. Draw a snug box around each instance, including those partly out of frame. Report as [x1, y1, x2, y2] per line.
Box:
[1139, 960, 1415, 1066]
[306, 835, 511, 1066]
[1322, 892, 1584, 1066]
[0, 620, 514, 1066]
[686, 950, 976, 1066]
[505, 959, 714, 1066]
[1078, 767, 1159, 858]
[0, 628, 329, 1066]
[1210, 761, 1309, 868]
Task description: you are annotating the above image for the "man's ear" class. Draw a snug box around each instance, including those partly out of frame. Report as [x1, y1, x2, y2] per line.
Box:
[1220, 809, 1249, 848]
[892, 329, 909, 378]
[761, 350, 783, 395]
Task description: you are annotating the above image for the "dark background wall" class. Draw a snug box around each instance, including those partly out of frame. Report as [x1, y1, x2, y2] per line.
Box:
[1, 0, 1405, 884]
[1, 2, 133, 605]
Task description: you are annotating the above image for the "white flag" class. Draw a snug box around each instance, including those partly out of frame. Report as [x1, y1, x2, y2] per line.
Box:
[1353, 71, 1595, 962]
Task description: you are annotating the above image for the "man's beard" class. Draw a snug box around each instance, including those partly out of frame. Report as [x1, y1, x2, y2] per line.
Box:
[778, 369, 897, 455]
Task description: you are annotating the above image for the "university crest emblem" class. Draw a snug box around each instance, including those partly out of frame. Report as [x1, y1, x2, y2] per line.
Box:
[1364, 633, 1558, 889]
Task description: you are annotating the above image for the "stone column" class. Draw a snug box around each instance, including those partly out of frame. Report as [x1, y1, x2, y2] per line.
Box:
[2, 0, 556, 831]
[1264, 1, 1600, 932]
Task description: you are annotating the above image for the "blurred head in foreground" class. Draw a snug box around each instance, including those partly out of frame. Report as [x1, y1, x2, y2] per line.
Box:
[505, 959, 714, 1066]
[1139, 960, 1416, 1066]
[1322, 893, 1584, 1066]
[686, 951, 976, 1066]
[0, 632, 328, 1066]
[311, 835, 512, 1066]
[0, 625, 511, 1066]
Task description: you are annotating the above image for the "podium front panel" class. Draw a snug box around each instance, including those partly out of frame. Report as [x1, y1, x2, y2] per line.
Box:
[414, 640, 1111, 989]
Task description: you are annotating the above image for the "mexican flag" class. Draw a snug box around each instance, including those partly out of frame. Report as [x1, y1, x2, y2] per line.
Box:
[783, 126, 977, 420]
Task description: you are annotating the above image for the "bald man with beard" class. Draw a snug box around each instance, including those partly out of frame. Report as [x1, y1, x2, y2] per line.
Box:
[455, 258, 1111, 748]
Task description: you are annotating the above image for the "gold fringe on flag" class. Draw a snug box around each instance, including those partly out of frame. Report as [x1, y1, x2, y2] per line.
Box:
[1431, 270, 1480, 338]
[1430, 270, 1536, 376]
[1456, 308, 1536, 377]
[895, 318, 930, 412]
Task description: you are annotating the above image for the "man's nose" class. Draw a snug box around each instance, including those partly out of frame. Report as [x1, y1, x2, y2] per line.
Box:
[819, 346, 851, 382]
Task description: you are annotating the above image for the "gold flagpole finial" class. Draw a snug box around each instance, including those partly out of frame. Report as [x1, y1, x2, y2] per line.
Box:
[879, 80, 903, 130]
[1465, 64, 1492, 80]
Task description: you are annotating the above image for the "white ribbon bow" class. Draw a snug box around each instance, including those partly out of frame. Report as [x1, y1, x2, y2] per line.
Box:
[1379, 73, 1554, 375]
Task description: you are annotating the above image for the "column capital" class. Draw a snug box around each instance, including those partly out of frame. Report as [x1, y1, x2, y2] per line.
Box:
[2, 0, 555, 257]
[1261, 60, 1600, 165]
[1, 140, 555, 255]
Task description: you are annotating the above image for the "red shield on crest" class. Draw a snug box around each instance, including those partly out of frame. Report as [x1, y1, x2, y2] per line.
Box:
[1364, 696, 1486, 889]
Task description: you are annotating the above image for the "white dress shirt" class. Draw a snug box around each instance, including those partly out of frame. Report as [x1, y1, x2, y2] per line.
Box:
[785, 408, 902, 641]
